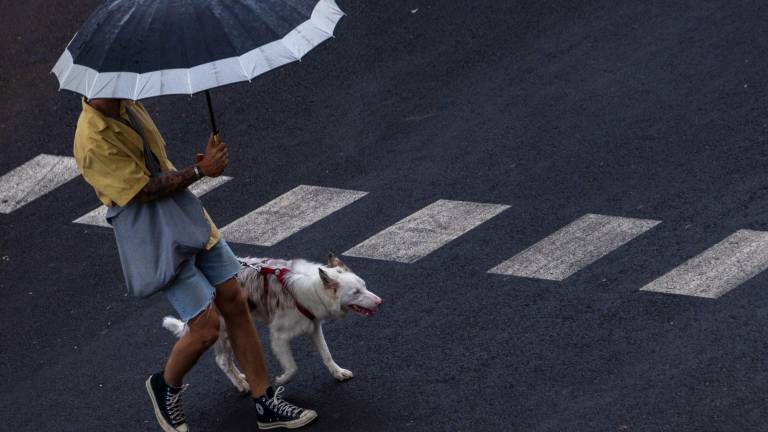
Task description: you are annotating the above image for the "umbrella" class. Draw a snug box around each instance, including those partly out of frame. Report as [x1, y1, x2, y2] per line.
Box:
[52, 0, 345, 141]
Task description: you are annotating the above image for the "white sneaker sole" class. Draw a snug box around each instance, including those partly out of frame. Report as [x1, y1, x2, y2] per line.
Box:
[145, 376, 188, 432]
[257, 410, 318, 429]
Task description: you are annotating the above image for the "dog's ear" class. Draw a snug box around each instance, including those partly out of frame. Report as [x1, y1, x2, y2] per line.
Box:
[318, 268, 338, 291]
[327, 251, 350, 271]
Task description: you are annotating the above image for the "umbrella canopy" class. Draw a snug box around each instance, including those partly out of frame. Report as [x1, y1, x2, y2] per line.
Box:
[52, 0, 344, 101]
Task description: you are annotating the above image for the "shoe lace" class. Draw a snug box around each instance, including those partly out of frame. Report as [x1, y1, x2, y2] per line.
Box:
[267, 386, 302, 418]
[165, 384, 189, 426]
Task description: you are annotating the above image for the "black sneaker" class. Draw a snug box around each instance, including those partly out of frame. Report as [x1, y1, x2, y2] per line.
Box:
[145, 371, 190, 432]
[253, 386, 317, 429]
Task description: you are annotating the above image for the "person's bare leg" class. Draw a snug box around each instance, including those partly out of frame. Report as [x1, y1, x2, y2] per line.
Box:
[163, 304, 220, 386]
[214, 276, 269, 397]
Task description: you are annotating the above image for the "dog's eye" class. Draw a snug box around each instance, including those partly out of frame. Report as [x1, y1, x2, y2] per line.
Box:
[354, 289, 361, 294]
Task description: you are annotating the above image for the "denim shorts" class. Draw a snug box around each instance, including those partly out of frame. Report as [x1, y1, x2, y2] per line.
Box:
[165, 238, 242, 321]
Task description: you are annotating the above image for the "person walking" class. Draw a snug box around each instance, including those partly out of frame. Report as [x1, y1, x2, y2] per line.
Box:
[73, 97, 317, 431]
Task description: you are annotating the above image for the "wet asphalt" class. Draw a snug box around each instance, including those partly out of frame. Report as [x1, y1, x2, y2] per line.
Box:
[3, 0, 768, 431]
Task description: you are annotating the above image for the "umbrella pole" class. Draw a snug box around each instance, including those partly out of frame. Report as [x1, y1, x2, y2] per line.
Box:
[205, 90, 221, 144]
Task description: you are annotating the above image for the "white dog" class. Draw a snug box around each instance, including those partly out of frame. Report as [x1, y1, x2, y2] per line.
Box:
[162, 253, 382, 391]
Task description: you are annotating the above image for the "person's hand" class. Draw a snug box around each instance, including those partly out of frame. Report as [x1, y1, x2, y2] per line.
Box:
[196, 135, 228, 177]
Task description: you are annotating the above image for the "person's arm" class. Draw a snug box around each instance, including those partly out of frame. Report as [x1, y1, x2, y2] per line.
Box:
[136, 135, 229, 203]
[135, 166, 201, 203]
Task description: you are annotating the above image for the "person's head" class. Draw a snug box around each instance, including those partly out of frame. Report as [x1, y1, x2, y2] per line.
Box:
[87, 98, 122, 118]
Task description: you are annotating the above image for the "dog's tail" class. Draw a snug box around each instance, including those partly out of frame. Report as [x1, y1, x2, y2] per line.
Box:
[162, 316, 188, 338]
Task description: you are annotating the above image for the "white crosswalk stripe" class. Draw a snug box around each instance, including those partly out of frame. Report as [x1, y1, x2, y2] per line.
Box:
[343, 199, 509, 263]
[221, 185, 368, 246]
[488, 214, 661, 281]
[0, 154, 80, 214]
[73, 176, 233, 227]
[641, 229, 768, 299]
[187, 175, 234, 197]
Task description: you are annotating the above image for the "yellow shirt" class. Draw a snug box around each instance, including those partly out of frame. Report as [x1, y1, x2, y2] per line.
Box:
[73, 99, 220, 250]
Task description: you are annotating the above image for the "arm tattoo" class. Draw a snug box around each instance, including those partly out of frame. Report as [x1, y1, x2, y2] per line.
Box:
[136, 165, 199, 203]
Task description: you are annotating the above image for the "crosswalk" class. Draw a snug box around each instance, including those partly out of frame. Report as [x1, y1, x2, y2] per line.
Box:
[2, 153, 768, 300]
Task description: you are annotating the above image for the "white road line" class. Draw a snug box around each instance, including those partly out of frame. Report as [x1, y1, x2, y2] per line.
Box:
[343, 199, 510, 263]
[73, 176, 233, 227]
[221, 185, 368, 246]
[488, 213, 661, 281]
[188, 175, 233, 197]
[641, 229, 768, 299]
[0, 154, 80, 214]
[73, 205, 109, 228]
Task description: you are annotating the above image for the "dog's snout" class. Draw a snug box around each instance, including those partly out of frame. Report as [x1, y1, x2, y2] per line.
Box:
[374, 295, 382, 305]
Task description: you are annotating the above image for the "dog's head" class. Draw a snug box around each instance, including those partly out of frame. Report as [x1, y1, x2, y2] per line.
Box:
[318, 252, 382, 319]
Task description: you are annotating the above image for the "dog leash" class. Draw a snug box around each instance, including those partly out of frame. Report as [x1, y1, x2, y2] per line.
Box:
[238, 259, 317, 321]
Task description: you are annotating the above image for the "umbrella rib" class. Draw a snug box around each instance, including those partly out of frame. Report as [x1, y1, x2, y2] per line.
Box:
[91, 3, 140, 76]
[91, 74, 117, 98]
[176, 4, 193, 95]
[132, 1, 162, 99]
[133, 74, 140, 101]
[87, 72, 100, 99]
[236, 56, 250, 81]
[57, 53, 75, 90]
[206, 1, 251, 82]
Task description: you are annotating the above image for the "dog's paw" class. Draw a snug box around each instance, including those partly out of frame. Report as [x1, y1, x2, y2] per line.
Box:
[274, 370, 296, 385]
[332, 368, 354, 381]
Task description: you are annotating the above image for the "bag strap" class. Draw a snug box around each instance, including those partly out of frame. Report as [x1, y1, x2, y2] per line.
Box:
[125, 105, 162, 176]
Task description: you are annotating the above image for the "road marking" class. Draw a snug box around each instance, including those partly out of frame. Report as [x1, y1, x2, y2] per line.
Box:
[187, 175, 233, 197]
[641, 229, 768, 299]
[0, 154, 80, 214]
[343, 199, 510, 263]
[221, 185, 368, 246]
[73, 176, 233, 227]
[488, 213, 661, 281]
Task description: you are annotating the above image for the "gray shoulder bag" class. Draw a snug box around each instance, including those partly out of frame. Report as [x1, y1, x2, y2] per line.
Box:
[105, 107, 211, 298]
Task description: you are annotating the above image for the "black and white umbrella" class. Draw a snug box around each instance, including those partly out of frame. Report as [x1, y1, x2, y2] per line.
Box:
[52, 0, 344, 136]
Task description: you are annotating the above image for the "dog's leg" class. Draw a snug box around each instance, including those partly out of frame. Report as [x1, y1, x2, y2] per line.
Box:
[271, 331, 298, 385]
[214, 324, 250, 392]
[311, 323, 354, 381]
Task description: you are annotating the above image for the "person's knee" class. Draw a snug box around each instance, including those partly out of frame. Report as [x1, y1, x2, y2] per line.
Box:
[197, 326, 220, 349]
[188, 306, 220, 348]
[215, 278, 248, 320]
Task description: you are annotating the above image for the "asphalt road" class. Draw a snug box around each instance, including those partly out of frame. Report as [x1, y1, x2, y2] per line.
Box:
[3, 0, 768, 431]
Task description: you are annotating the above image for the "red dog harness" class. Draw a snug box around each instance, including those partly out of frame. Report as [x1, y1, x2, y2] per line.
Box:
[240, 261, 316, 321]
